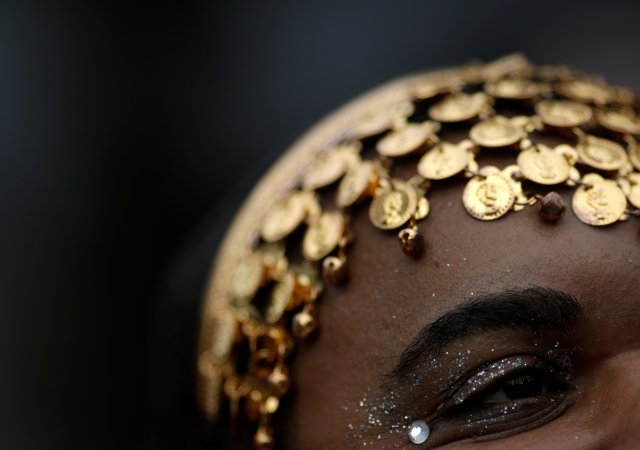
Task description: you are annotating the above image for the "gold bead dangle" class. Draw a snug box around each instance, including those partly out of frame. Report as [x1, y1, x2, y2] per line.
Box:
[292, 304, 318, 339]
[398, 217, 423, 257]
[538, 191, 566, 222]
[253, 414, 275, 450]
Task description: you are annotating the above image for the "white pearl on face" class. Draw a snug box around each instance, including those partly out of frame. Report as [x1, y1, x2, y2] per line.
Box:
[408, 420, 430, 444]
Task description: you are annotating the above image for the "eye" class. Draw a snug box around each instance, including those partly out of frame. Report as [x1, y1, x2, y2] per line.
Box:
[481, 369, 560, 403]
[429, 355, 575, 445]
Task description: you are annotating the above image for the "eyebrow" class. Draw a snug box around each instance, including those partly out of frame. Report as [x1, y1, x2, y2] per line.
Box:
[390, 287, 583, 379]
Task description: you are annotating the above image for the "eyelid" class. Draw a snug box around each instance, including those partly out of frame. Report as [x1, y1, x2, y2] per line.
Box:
[407, 354, 576, 447]
[436, 355, 568, 414]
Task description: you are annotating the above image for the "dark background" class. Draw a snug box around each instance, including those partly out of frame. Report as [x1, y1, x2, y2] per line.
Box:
[1, 1, 639, 449]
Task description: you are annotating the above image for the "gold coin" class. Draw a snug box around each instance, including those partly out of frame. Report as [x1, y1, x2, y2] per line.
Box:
[256, 242, 287, 276]
[232, 253, 264, 301]
[555, 144, 579, 165]
[349, 110, 391, 139]
[302, 212, 345, 261]
[581, 172, 606, 186]
[498, 165, 527, 212]
[595, 108, 640, 135]
[303, 143, 359, 190]
[517, 146, 571, 185]
[406, 174, 430, 198]
[229, 298, 262, 324]
[572, 179, 627, 226]
[197, 356, 223, 419]
[567, 166, 581, 185]
[417, 141, 469, 180]
[290, 260, 321, 304]
[463, 173, 515, 220]
[500, 164, 523, 181]
[466, 154, 479, 174]
[336, 160, 376, 208]
[469, 116, 525, 147]
[509, 115, 535, 131]
[376, 123, 432, 157]
[260, 192, 307, 243]
[428, 92, 488, 122]
[485, 78, 539, 100]
[535, 99, 592, 128]
[413, 82, 451, 100]
[369, 180, 418, 230]
[626, 173, 640, 209]
[630, 139, 640, 171]
[348, 100, 414, 140]
[265, 273, 295, 324]
[536, 65, 576, 82]
[210, 310, 238, 364]
[610, 85, 636, 106]
[299, 190, 322, 220]
[478, 165, 502, 176]
[388, 100, 415, 120]
[576, 135, 628, 171]
[556, 79, 611, 105]
[415, 196, 430, 220]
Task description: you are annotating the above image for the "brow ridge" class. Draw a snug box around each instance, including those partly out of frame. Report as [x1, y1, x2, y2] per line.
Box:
[390, 286, 583, 380]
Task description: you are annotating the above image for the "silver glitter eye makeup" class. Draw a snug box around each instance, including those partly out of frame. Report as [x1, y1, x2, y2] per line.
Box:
[447, 355, 571, 408]
[421, 354, 575, 444]
[397, 353, 575, 448]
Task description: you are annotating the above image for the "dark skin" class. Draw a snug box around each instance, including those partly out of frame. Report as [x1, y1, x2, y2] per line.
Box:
[277, 149, 640, 449]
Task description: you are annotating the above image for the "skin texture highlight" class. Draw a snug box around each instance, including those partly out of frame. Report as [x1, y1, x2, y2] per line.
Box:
[275, 149, 640, 449]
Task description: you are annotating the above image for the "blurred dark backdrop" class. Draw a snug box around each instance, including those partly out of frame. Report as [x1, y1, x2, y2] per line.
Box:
[1, 1, 639, 449]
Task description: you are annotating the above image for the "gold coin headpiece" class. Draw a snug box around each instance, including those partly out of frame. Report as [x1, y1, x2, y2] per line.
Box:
[196, 54, 640, 449]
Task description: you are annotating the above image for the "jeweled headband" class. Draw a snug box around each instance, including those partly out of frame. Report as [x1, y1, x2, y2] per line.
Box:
[196, 54, 640, 449]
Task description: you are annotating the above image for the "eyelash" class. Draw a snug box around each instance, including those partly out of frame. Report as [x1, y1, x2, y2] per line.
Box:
[430, 355, 574, 443]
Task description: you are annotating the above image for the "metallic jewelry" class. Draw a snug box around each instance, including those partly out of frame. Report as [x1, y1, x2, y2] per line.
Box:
[408, 420, 431, 445]
[196, 54, 640, 449]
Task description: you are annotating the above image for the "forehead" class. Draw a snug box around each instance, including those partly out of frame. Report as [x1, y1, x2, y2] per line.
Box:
[350, 181, 637, 345]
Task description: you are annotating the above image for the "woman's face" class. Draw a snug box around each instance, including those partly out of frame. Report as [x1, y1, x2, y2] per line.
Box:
[277, 149, 640, 448]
